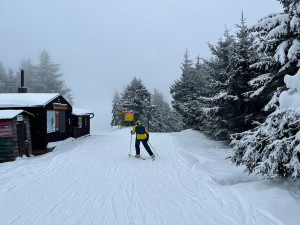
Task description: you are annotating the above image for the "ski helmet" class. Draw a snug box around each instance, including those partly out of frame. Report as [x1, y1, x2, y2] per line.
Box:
[136, 120, 142, 125]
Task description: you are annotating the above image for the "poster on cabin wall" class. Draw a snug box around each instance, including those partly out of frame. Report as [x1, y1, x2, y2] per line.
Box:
[47, 110, 56, 133]
[0, 120, 12, 137]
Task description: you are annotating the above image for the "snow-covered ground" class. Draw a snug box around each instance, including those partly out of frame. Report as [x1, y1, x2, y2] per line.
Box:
[0, 128, 299, 225]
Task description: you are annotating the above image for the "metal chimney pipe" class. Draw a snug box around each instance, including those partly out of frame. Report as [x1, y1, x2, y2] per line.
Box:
[18, 69, 27, 93]
[21, 69, 24, 87]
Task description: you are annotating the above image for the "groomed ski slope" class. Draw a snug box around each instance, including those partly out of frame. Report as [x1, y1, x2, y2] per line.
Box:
[0, 128, 299, 225]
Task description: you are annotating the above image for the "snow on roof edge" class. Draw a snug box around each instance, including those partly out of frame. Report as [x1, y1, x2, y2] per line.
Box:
[72, 107, 94, 117]
[42, 93, 61, 106]
[0, 110, 34, 120]
[0, 93, 62, 108]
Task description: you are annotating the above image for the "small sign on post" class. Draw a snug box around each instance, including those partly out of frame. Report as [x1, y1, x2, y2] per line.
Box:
[124, 111, 134, 121]
[119, 109, 123, 115]
[17, 115, 24, 122]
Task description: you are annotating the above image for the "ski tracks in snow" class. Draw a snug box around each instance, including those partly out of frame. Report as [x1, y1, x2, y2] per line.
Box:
[0, 129, 289, 225]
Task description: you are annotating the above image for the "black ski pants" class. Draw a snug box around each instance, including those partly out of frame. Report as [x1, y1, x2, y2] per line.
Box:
[135, 139, 153, 156]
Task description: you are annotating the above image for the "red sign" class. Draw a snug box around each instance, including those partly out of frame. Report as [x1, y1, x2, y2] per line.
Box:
[0, 120, 12, 138]
[55, 110, 60, 131]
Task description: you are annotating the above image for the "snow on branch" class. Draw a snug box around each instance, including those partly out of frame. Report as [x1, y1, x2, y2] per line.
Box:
[252, 13, 289, 32]
[287, 39, 300, 61]
[199, 91, 238, 103]
[248, 73, 272, 87]
[274, 41, 289, 64]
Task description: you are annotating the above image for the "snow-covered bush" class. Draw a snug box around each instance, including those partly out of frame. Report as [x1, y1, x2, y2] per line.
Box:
[231, 69, 300, 179]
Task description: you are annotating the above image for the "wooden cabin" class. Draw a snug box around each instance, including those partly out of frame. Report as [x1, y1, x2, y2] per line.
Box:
[0, 110, 33, 161]
[0, 93, 72, 154]
[72, 107, 94, 138]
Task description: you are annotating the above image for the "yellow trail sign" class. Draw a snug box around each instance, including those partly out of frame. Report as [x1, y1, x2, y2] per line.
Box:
[125, 111, 134, 121]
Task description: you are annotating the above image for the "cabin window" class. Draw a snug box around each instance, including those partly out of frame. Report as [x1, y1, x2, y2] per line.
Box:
[78, 117, 82, 128]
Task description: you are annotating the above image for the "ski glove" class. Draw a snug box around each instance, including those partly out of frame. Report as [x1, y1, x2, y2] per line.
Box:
[146, 134, 149, 141]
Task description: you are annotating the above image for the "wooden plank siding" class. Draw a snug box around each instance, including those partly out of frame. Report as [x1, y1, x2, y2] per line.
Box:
[0, 95, 72, 155]
[0, 115, 32, 161]
[72, 115, 91, 138]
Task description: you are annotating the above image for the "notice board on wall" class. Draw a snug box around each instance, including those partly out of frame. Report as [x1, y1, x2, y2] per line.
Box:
[0, 120, 12, 138]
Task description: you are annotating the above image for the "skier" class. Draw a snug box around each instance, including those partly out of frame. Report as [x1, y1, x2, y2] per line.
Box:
[131, 120, 155, 160]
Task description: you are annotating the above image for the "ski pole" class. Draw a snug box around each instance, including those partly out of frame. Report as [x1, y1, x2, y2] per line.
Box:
[129, 134, 132, 157]
[148, 141, 160, 158]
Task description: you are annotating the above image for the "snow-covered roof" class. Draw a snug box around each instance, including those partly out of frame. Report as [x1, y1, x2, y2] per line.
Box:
[72, 107, 94, 117]
[0, 93, 60, 108]
[0, 110, 33, 119]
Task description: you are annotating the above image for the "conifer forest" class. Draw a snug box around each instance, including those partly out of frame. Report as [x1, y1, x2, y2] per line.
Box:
[112, 0, 300, 180]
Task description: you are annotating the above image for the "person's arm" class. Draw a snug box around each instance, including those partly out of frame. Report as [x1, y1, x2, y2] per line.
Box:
[131, 125, 137, 134]
[145, 127, 149, 140]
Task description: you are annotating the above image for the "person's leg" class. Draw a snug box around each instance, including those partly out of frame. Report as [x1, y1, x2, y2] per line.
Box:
[135, 139, 141, 155]
[141, 140, 153, 156]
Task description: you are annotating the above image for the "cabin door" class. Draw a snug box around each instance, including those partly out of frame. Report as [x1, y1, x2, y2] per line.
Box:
[17, 121, 29, 157]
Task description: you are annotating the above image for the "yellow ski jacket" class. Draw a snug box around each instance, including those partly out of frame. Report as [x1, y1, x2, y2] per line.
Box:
[131, 124, 149, 140]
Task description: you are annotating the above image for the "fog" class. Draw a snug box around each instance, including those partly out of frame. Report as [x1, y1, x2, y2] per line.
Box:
[0, 0, 282, 131]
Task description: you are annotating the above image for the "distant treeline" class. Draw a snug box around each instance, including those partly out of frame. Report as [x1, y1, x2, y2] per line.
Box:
[0, 50, 72, 103]
[111, 77, 183, 132]
[171, 1, 300, 179]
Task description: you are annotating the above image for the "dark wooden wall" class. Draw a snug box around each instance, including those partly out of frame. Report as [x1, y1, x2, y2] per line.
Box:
[72, 115, 91, 138]
[44, 96, 72, 145]
[0, 114, 32, 161]
[0, 95, 72, 153]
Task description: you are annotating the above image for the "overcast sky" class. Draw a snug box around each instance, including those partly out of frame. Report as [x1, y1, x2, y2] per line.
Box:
[0, 0, 283, 131]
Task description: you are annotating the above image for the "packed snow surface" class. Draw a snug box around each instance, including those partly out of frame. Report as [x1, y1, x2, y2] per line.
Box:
[0, 128, 299, 225]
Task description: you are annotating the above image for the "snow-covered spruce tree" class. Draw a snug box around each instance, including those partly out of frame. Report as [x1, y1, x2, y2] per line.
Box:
[200, 14, 269, 140]
[226, 13, 260, 131]
[231, 69, 300, 179]
[189, 57, 214, 133]
[5, 69, 17, 93]
[231, 0, 300, 179]
[0, 62, 7, 92]
[170, 49, 204, 129]
[247, 0, 300, 115]
[150, 89, 183, 132]
[35, 50, 73, 103]
[206, 28, 235, 84]
[110, 91, 121, 126]
[119, 77, 151, 126]
[198, 28, 237, 140]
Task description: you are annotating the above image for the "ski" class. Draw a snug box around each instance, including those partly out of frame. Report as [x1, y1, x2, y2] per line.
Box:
[128, 154, 146, 160]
